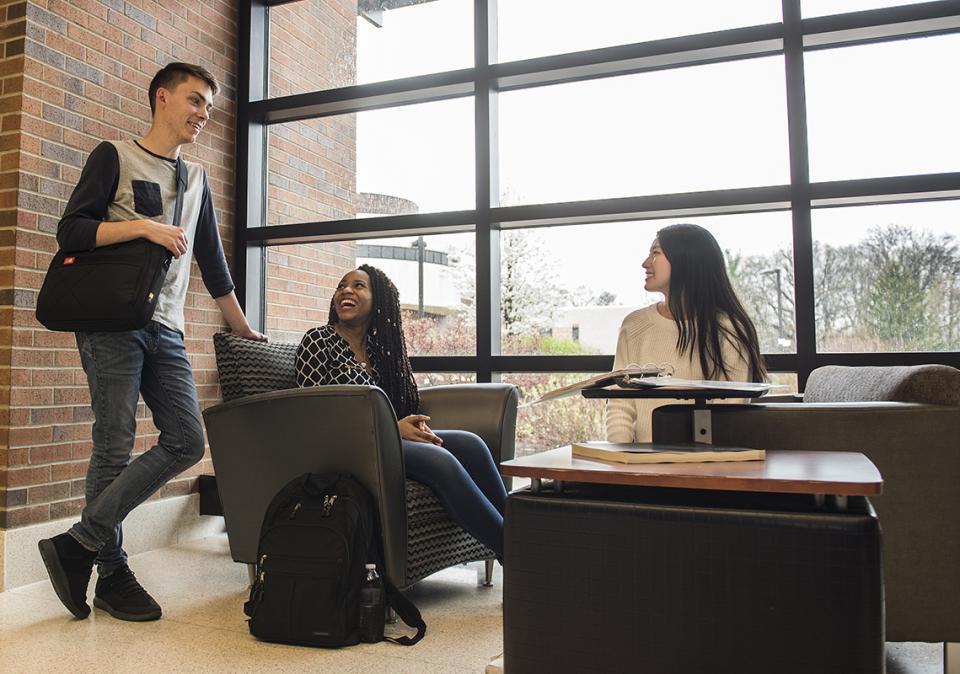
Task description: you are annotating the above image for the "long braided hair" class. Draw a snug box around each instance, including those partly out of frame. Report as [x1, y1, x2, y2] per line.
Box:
[657, 224, 766, 382]
[327, 264, 420, 418]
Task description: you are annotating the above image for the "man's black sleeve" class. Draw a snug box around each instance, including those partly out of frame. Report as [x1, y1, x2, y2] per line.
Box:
[57, 141, 120, 252]
[192, 170, 236, 299]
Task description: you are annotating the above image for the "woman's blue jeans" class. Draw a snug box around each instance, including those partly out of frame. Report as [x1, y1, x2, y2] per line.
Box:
[402, 430, 507, 559]
[69, 322, 205, 575]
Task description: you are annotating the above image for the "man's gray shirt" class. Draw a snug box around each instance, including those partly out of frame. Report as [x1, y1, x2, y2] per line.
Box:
[57, 139, 234, 334]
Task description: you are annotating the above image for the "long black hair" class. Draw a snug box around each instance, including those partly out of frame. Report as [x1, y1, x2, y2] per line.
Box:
[327, 264, 420, 417]
[657, 224, 766, 382]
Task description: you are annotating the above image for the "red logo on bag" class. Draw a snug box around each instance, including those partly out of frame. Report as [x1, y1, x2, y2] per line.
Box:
[63, 257, 76, 265]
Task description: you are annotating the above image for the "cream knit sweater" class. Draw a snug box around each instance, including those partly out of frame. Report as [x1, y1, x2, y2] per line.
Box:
[605, 304, 750, 443]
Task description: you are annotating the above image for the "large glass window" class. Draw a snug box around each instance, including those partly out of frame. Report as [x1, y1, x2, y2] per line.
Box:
[266, 98, 475, 226]
[264, 233, 476, 355]
[243, 1, 960, 401]
[496, 1, 780, 63]
[264, 241, 354, 344]
[504, 370, 799, 457]
[802, 0, 932, 18]
[499, 212, 796, 355]
[356, 100, 475, 214]
[501, 373, 606, 457]
[812, 200, 960, 353]
[269, 0, 473, 96]
[498, 57, 789, 205]
[805, 34, 960, 182]
[266, 118, 357, 226]
[415, 372, 477, 388]
[360, 233, 477, 356]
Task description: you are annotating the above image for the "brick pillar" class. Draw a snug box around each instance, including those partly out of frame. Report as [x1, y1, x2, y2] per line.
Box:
[0, 1, 28, 548]
[265, 0, 359, 343]
[0, 0, 243, 556]
[0, 1, 360, 591]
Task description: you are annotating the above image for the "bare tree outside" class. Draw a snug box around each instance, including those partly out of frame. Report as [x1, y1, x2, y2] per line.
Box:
[729, 224, 960, 353]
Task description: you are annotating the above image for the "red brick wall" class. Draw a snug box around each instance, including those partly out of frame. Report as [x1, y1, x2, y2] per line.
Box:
[265, 0, 357, 343]
[0, 1, 26, 525]
[0, 0, 361, 530]
[0, 0, 241, 529]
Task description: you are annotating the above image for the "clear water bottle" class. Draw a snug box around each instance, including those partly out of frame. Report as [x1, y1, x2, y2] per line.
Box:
[359, 563, 385, 643]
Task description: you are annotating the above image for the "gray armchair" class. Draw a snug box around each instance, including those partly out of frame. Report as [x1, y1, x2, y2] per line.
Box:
[203, 333, 519, 589]
[652, 364, 960, 645]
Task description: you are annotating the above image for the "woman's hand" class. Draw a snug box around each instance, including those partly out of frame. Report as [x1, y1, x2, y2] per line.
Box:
[398, 415, 442, 445]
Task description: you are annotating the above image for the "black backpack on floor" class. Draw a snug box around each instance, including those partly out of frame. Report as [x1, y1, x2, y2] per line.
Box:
[243, 472, 425, 647]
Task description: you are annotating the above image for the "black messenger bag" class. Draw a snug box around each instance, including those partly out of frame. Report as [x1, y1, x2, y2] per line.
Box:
[36, 156, 186, 332]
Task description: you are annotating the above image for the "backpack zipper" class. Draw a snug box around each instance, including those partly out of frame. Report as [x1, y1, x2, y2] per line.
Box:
[322, 494, 337, 517]
[252, 492, 362, 609]
[287, 496, 336, 520]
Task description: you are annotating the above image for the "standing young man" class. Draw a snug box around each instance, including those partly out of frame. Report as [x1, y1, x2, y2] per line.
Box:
[38, 63, 265, 622]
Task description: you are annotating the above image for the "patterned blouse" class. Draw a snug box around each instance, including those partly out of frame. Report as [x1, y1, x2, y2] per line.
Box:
[296, 324, 380, 388]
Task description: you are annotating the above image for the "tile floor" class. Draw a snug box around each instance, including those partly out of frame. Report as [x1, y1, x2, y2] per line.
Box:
[0, 533, 946, 673]
[0, 535, 503, 673]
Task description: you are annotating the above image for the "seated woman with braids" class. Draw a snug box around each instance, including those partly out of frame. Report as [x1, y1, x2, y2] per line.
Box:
[296, 264, 506, 561]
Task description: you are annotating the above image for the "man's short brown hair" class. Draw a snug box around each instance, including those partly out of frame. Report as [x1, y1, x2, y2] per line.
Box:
[148, 62, 219, 115]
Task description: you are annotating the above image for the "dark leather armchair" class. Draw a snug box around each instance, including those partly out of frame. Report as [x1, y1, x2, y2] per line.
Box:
[203, 333, 519, 589]
[652, 364, 960, 645]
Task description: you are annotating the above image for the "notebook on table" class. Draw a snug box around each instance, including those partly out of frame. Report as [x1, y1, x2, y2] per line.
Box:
[571, 441, 766, 464]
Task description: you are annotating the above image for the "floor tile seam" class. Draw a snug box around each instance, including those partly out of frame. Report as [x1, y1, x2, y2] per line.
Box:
[354, 650, 478, 672]
[363, 647, 490, 669]
[3, 588, 65, 608]
[157, 615, 250, 634]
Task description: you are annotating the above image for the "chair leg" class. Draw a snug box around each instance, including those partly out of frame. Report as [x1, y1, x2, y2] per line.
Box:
[247, 563, 256, 588]
[483, 559, 494, 587]
[386, 606, 397, 624]
[946, 642, 960, 674]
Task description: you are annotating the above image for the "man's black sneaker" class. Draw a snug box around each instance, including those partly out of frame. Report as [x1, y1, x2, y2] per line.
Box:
[37, 533, 97, 619]
[93, 565, 162, 621]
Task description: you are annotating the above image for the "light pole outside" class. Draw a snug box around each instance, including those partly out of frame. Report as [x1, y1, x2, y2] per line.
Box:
[761, 268, 786, 349]
[413, 236, 426, 318]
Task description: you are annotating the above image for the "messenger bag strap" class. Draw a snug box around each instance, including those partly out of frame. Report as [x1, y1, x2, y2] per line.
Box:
[173, 156, 187, 228]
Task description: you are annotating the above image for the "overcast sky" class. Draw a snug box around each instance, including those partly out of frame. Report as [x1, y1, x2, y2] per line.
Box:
[349, 1, 959, 307]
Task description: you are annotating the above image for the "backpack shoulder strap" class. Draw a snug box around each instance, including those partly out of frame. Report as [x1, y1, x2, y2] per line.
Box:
[383, 579, 426, 646]
[361, 475, 426, 646]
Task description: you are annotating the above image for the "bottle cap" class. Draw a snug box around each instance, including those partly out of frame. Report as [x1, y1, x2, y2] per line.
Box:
[365, 563, 376, 570]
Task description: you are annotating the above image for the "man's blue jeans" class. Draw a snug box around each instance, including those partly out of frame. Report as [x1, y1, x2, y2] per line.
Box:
[69, 321, 205, 574]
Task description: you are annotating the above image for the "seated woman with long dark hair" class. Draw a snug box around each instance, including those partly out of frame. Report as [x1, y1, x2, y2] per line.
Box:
[606, 223, 766, 443]
[296, 264, 505, 561]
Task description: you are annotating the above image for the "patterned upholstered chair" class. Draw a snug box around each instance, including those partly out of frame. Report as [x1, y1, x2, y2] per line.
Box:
[652, 364, 960, 647]
[203, 333, 519, 589]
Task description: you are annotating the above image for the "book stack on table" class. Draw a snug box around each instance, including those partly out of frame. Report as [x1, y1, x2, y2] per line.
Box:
[571, 441, 765, 464]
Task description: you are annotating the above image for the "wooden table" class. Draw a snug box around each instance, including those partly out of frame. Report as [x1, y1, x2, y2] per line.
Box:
[501, 446, 882, 509]
[501, 447, 886, 673]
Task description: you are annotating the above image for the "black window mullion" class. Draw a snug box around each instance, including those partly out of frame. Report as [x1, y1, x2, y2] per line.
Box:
[237, 1, 960, 381]
[475, 0, 498, 383]
[236, 2, 269, 332]
[783, 0, 817, 389]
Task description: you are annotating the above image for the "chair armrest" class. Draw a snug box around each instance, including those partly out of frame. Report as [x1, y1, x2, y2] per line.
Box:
[419, 383, 520, 464]
[754, 393, 803, 403]
[203, 385, 409, 583]
[653, 401, 960, 642]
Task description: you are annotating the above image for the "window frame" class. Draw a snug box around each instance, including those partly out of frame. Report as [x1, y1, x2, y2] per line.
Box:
[238, 0, 960, 388]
